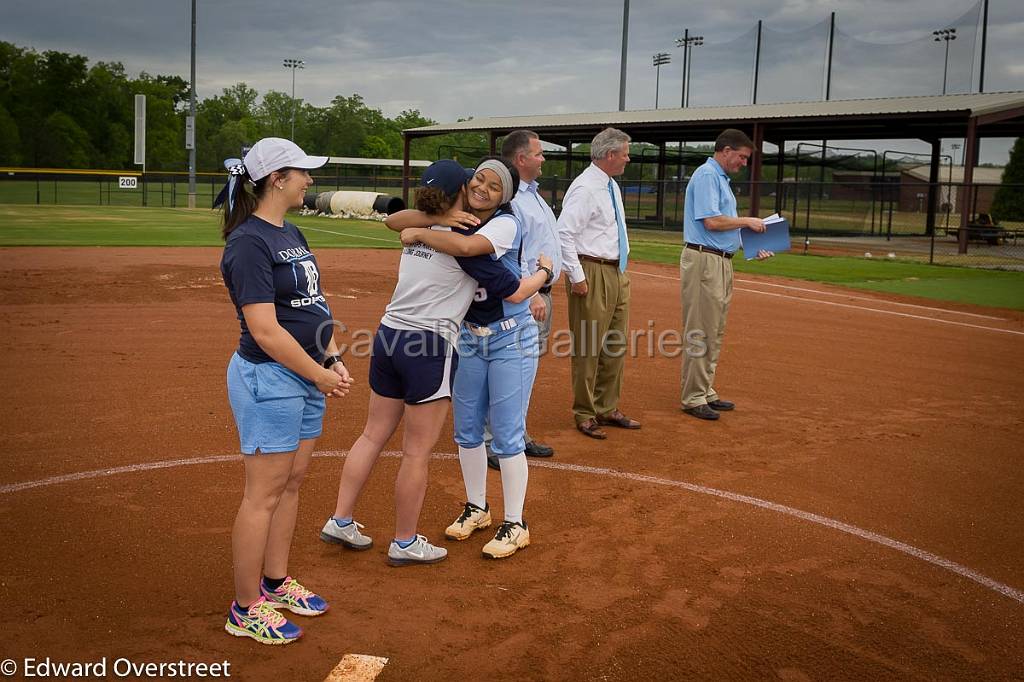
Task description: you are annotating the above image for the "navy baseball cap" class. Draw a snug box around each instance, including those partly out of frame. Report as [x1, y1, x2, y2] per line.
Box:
[420, 159, 473, 199]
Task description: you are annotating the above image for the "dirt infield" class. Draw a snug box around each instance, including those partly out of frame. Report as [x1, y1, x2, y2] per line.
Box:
[1, 247, 1022, 681]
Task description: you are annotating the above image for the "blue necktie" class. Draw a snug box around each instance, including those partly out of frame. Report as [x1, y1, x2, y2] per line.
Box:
[607, 179, 628, 272]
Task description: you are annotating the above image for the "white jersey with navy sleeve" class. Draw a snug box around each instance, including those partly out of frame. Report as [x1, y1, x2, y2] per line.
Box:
[381, 224, 519, 346]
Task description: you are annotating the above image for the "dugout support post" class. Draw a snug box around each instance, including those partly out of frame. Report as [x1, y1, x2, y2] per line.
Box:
[749, 122, 764, 217]
[656, 140, 666, 226]
[957, 117, 978, 254]
[774, 141, 785, 213]
[401, 134, 411, 207]
[489, 131, 498, 156]
[925, 139, 941, 238]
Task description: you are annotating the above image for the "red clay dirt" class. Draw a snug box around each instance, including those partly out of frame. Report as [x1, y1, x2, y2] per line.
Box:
[1, 247, 1022, 681]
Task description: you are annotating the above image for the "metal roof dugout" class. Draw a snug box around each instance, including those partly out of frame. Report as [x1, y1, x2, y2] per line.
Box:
[401, 92, 1024, 253]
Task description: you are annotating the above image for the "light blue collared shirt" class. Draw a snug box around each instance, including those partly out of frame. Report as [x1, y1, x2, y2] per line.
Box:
[683, 157, 741, 254]
[512, 179, 562, 280]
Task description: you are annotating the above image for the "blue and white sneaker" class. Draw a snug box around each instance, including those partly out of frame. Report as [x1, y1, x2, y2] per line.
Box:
[260, 576, 329, 617]
[224, 596, 302, 645]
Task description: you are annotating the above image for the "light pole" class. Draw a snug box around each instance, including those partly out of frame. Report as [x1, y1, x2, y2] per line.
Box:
[187, 0, 197, 209]
[618, 0, 629, 111]
[675, 31, 703, 107]
[652, 53, 671, 108]
[933, 28, 956, 95]
[282, 58, 305, 139]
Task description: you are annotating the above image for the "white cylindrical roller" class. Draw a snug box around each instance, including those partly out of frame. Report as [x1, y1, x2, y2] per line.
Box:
[329, 191, 383, 215]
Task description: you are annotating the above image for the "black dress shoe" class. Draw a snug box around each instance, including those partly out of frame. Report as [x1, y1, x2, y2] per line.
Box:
[524, 440, 554, 457]
[707, 399, 735, 411]
[682, 404, 720, 421]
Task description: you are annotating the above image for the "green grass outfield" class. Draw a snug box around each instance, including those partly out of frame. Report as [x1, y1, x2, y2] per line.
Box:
[2, 204, 1022, 310]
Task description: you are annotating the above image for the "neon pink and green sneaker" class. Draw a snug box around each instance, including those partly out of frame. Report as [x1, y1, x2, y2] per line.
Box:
[260, 576, 329, 617]
[224, 596, 302, 645]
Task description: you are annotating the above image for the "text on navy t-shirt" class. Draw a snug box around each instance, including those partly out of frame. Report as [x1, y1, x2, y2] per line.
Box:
[220, 216, 333, 364]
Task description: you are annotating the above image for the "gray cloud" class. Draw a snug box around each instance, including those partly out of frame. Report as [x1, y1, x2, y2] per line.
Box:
[1, 0, 1020, 162]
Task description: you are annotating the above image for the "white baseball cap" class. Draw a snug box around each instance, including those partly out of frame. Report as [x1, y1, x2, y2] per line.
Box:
[243, 137, 328, 181]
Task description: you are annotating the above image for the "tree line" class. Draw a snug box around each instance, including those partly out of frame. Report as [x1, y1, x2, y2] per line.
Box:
[0, 42, 486, 172]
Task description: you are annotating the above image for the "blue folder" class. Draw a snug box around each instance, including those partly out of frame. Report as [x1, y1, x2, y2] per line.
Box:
[741, 218, 791, 260]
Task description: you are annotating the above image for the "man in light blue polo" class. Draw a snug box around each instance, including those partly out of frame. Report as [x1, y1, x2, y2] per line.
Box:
[680, 128, 772, 421]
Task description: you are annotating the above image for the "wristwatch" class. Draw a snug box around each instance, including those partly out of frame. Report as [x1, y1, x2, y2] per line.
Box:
[538, 265, 554, 286]
[323, 354, 344, 369]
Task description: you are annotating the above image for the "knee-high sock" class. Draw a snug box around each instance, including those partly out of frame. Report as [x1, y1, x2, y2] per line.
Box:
[498, 453, 528, 524]
[458, 444, 488, 509]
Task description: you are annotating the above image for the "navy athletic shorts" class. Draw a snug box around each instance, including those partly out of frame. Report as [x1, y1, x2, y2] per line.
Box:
[369, 325, 458, 404]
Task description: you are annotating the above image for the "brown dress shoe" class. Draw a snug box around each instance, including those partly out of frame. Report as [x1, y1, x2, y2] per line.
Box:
[576, 418, 608, 439]
[595, 410, 641, 429]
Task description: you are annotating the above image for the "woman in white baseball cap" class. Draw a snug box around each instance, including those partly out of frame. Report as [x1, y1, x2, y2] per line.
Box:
[217, 138, 353, 645]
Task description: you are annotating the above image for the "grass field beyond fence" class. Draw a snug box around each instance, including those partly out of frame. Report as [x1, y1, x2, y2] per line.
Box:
[2, 205, 1022, 310]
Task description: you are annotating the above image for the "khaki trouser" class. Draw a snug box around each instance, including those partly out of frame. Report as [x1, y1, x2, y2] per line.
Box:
[567, 259, 630, 424]
[680, 247, 733, 408]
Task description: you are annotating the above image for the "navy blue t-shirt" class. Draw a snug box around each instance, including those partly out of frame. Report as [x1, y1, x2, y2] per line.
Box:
[220, 216, 333, 364]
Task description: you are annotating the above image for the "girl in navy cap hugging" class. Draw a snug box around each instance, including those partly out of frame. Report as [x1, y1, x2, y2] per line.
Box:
[320, 158, 551, 566]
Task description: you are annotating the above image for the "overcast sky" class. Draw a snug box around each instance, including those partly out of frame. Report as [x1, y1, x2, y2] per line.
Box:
[4, 0, 1022, 163]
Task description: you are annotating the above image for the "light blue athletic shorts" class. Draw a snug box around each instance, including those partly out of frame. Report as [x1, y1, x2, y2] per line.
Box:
[453, 321, 539, 457]
[226, 352, 325, 455]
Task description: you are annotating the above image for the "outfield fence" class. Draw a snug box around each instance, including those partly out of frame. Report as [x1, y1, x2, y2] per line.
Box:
[0, 168, 411, 209]
[3, 168, 1020, 269]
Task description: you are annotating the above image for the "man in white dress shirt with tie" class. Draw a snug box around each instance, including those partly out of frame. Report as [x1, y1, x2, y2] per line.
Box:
[557, 127, 641, 439]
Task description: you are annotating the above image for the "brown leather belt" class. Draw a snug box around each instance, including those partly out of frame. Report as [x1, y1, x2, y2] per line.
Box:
[685, 243, 734, 259]
[579, 254, 619, 266]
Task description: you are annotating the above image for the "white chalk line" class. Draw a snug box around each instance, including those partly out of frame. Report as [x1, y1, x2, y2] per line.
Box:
[630, 269, 1024, 337]
[741, 288, 1024, 336]
[2, 450, 1020, 605]
[733, 278, 1005, 321]
[301, 225, 398, 244]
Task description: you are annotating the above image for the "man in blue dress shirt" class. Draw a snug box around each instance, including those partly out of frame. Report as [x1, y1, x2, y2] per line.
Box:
[681, 128, 772, 421]
[496, 129, 568, 461]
